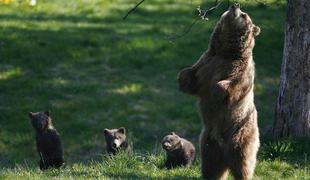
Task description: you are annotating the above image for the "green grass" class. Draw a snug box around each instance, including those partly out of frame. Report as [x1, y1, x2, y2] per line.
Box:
[0, 0, 309, 179]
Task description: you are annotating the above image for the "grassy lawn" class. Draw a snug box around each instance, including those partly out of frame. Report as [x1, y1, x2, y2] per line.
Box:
[0, 0, 309, 179]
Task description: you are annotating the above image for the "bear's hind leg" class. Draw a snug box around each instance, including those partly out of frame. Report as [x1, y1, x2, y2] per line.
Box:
[230, 157, 255, 180]
[200, 129, 228, 180]
[229, 113, 259, 180]
[229, 144, 257, 180]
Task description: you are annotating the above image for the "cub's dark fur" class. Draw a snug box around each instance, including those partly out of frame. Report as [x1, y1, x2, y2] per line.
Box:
[103, 127, 128, 155]
[28, 111, 64, 170]
[162, 132, 196, 169]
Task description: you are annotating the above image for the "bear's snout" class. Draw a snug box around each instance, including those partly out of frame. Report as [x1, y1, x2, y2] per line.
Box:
[229, 2, 241, 18]
[162, 142, 171, 149]
[112, 139, 121, 148]
[232, 2, 240, 9]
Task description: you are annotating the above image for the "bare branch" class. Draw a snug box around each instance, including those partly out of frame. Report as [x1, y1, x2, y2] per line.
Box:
[198, 0, 223, 20]
[167, 0, 224, 40]
[166, 18, 200, 41]
[253, 0, 268, 7]
[122, 0, 228, 40]
[123, 0, 146, 20]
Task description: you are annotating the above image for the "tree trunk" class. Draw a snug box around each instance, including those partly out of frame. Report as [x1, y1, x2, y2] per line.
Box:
[273, 0, 310, 137]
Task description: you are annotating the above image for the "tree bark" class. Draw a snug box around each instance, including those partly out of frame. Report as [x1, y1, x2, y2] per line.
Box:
[273, 0, 310, 137]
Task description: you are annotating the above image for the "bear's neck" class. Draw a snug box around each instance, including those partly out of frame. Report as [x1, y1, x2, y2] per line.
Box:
[36, 124, 55, 133]
[218, 48, 253, 60]
[217, 37, 254, 59]
[209, 29, 254, 59]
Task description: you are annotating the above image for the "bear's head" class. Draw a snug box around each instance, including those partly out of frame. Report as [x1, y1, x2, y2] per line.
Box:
[28, 111, 53, 132]
[162, 132, 183, 151]
[104, 127, 127, 150]
[210, 3, 260, 57]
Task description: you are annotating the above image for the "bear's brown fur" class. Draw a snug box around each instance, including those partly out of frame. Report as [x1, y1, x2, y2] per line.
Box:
[28, 111, 65, 170]
[161, 132, 196, 169]
[178, 3, 260, 180]
[103, 127, 128, 155]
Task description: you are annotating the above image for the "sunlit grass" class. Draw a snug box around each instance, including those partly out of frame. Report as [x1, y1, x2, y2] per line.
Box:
[50, 78, 69, 86]
[0, 67, 22, 80]
[113, 83, 142, 95]
[1, 152, 309, 179]
[0, 0, 13, 5]
[0, 0, 309, 179]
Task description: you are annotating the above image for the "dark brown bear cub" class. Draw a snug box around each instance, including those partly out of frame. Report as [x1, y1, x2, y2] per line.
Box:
[28, 111, 64, 170]
[162, 132, 195, 169]
[103, 127, 128, 155]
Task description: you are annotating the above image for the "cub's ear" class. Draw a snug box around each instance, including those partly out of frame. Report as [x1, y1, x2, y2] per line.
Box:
[180, 141, 183, 148]
[44, 110, 51, 117]
[117, 127, 126, 134]
[170, 132, 176, 135]
[253, 25, 261, 36]
[103, 129, 111, 136]
[28, 112, 34, 119]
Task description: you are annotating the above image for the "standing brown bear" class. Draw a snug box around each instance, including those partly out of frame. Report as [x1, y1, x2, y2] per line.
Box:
[178, 3, 260, 180]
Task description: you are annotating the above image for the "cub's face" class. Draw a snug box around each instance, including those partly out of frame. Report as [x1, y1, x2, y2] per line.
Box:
[218, 3, 260, 44]
[28, 111, 51, 132]
[104, 127, 126, 149]
[162, 132, 182, 151]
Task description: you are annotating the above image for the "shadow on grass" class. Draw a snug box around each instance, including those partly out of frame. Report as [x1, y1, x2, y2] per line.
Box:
[102, 172, 200, 180]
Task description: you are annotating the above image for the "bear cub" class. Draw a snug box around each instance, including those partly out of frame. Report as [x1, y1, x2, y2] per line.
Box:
[162, 132, 195, 169]
[103, 127, 128, 155]
[28, 111, 64, 170]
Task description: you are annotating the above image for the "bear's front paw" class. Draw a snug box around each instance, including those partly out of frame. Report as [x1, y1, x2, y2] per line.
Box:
[178, 67, 198, 94]
[217, 80, 231, 93]
[215, 80, 231, 99]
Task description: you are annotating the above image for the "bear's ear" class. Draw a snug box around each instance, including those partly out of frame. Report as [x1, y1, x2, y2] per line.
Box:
[253, 25, 261, 36]
[44, 110, 51, 117]
[117, 127, 126, 134]
[28, 112, 34, 119]
[170, 132, 176, 135]
[103, 129, 111, 136]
